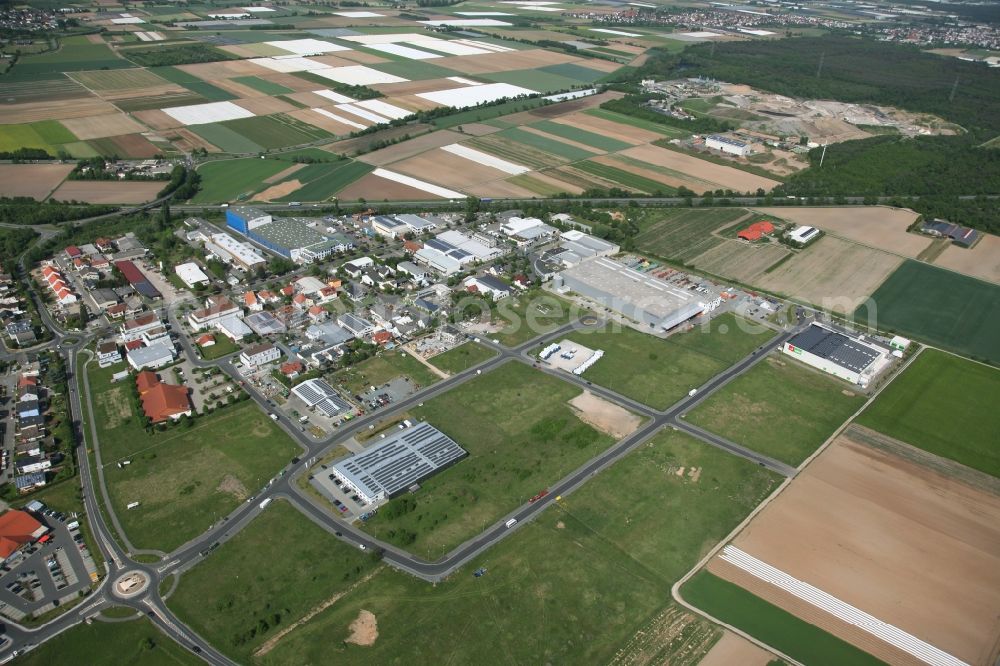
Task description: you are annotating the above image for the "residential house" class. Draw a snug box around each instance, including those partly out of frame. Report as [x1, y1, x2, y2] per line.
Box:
[96, 340, 122, 367]
[239, 343, 281, 369]
[188, 295, 240, 330]
[337, 313, 375, 338]
[464, 275, 512, 300]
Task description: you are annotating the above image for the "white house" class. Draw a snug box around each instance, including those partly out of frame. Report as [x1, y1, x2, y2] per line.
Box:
[239, 342, 281, 369]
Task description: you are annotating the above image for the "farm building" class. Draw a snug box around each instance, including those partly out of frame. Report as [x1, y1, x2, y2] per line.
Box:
[920, 219, 979, 248]
[225, 206, 343, 264]
[114, 260, 161, 299]
[706, 134, 751, 157]
[554, 257, 708, 332]
[783, 323, 891, 387]
[787, 225, 820, 245]
[329, 422, 468, 505]
[737, 221, 775, 242]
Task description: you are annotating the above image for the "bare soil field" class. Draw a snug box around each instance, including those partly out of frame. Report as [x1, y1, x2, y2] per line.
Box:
[390, 150, 511, 189]
[92, 83, 189, 103]
[698, 631, 774, 666]
[934, 233, 1000, 285]
[710, 430, 1000, 666]
[356, 129, 465, 166]
[325, 51, 388, 66]
[178, 60, 261, 80]
[619, 144, 781, 192]
[50, 180, 163, 204]
[568, 390, 641, 439]
[691, 240, 791, 283]
[283, 91, 344, 108]
[435, 49, 578, 75]
[98, 133, 161, 158]
[385, 94, 444, 113]
[552, 111, 661, 144]
[0, 163, 73, 199]
[337, 172, 435, 201]
[210, 79, 266, 100]
[170, 127, 219, 153]
[232, 96, 296, 116]
[455, 123, 501, 137]
[253, 180, 303, 202]
[756, 236, 902, 313]
[0, 98, 117, 124]
[519, 91, 623, 121]
[69, 68, 171, 92]
[264, 163, 305, 184]
[752, 206, 929, 258]
[465, 178, 538, 199]
[61, 113, 147, 140]
[373, 78, 460, 97]
[326, 123, 433, 156]
[286, 108, 358, 136]
[133, 109, 183, 131]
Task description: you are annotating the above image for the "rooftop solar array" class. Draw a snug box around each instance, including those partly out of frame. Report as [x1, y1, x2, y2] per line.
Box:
[291, 378, 351, 417]
[333, 422, 467, 501]
[787, 325, 882, 374]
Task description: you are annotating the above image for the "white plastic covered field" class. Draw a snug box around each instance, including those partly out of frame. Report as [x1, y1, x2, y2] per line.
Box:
[419, 19, 513, 27]
[312, 108, 366, 129]
[249, 56, 330, 73]
[312, 89, 355, 104]
[372, 169, 466, 199]
[368, 43, 442, 60]
[589, 28, 642, 37]
[309, 65, 407, 85]
[335, 103, 390, 124]
[333, 11, 384, 17]
[266, 39, 351, 55]
[417, 82, 535, 108]
[441, 144, 530, 175]
[355, 99, 412, 120]
[163, 101, 255, 126]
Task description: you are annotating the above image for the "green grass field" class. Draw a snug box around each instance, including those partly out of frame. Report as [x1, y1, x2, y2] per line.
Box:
[428, 342, 496, 374]
[494, 126, 598, 161]
[15, 616, 202, 666]
[150, 66, 236, 102]
[371, 59, 459, 80]
[688, 357, 866, 465]
[0, 120, 76, 154]
[361, 362, 616, 558]
[199, 335, 240, 360]
[466, 134, 566, 170]
[328, 349, 440, 395]
[506, 173, 573, 196]
[633, 207, 748, 263]
[2, 35, 129, 82]
[539, 62, 609, 83]
[532, 119, 632, 152]
[493, 289, 581, 347]
[190, 123, 264, 154]
[856, 260, 1000, 365]
[168, 500, 378, 663]
[193, 158, 290, 203]
[222, 114, 332, 150]
[575, 159, 676, 194]
[262, 429, 778, 665]
[584, 108, 691, 138]
[85, 363, 299, 551]
[857, 349, 1000, 477]
[70, 68, 172, 92]
[275, 160, 373, 201]
[566, 313, 775, 410]
[683, 572, 885, 666]
[230, 75, 294, 95]
[484, 68, 586, 93]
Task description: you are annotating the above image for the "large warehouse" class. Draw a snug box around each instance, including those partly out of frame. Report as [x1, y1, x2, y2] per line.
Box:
[555, 257, 711, 332]
[331, 422, 467, 505]
[783, 323, 890, 387]
[225, 206, 342, 264]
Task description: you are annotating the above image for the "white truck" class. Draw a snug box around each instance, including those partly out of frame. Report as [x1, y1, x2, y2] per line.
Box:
[259, 498, 272, 510]
[505, 518, 517, 529]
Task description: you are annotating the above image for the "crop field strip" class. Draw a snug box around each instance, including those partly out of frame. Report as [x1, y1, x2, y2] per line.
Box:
[574, 160, 677, 194]
[465, 135, 567, 170]
[150, 66, 237, 102]
[0, 77, 91, 104]
[275, 160, 374, 201]
[68, 68, 174, 92]
[633, 208, 749, 263]
[230, 75, 295, 95]
[583, 108, 691, 138]
[222, 114, 333, 149]
[531, 119, 634, 152]
[193, 158, 293, 203]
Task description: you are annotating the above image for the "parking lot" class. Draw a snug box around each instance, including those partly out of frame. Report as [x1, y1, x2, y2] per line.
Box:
[0, 506, 99, 622]
[309, 464, 372, 521]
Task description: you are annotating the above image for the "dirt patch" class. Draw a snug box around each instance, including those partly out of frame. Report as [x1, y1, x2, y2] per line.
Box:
[934, 232, 1000, 286]
[756, 236, 902, 313]
[556, 521, 565, 529]
[345, 609, 378, 647]
[710, 432, 1000, 666]
[132, 109, 183, 131]
[569, 391, 641, 439]
[264, 163, 305, 184]
[698, 630, 773, 666]
[610, 603, 720, 666]
[50, 180, 164, 204]
[97, 133, 161, 158]
[0, 164, 73, 199]
[752, 206, 929, 258]
[171, 127, 220, 153]
[216, 474, 248, 501]
[96, 387, 131, 429]
[232, 95, 296, 116]
[619, 144, 781, 193]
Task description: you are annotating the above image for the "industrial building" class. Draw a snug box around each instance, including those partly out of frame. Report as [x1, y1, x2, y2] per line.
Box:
[788, 225, 820, 245]
[114, 260, 161, 299]
[329, 422, 467, 505]
[783, 323, 890, 387]
[174, 262, 210, 288]
[706, 134, 751, 157]
[553, 230, 620, 266]
[555, 257, 710, 332]
[205, 233, 267, 270]
[291, 378, 353, 418]
[225, 206, 343, 263]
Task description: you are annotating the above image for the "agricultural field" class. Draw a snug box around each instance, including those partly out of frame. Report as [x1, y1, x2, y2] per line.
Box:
[1, 35, 130, 82]
[328, 350, 440, 396]
[690, 240, 792, 284]
[565, 312, 775, 409]
[856, 260, 1000, 364]
[168, 501, 379, 663]
[492, 290, 582, 347]
[694, 430, 1000, 666]
[574, 159, 677, 194]
[856, 349, 1000, 477]
[271, 160, 373, 202]
[633, 208, 749, 263]
[15, 616, 202, 666]
[0, 120, 77, 155]
[50, 181, 165, 204]
[758, 236, 903, 313]
[0, 163, 73, 199]
[193, 158, 292, 203]
[428, 342, 496, 375]
[84, 363, 299, 552]
[262, 429, 779, 665]
[687, 356, 866, 465]
[360, 362, 617, 559]
[934, 232, 1000, 285]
